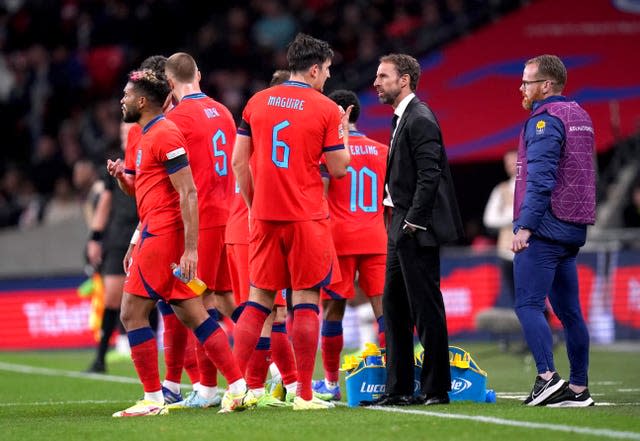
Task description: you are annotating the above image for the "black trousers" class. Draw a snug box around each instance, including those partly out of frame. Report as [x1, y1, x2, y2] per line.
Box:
[383, 222, 450, 396]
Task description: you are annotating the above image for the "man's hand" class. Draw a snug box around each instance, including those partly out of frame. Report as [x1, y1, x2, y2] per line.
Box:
[402, 222, 417, 235]
[179, 247, 198, 282]
[123, 244, 134, 273]
[87, 240, 102, 268]
[339, 104, 354, 132]
[107, 158, 125, 179]
[511, 228, 531, 253]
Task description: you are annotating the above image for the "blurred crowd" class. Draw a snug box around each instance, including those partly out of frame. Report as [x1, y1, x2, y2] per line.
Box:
[0, 0, 519, 230]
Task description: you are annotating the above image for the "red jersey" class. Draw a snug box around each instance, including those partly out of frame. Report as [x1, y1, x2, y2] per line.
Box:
[124, 124, 142, 175]
[133, 115, 189, 235]
[327, 131, 388, 255]
[238, 80, 344, 221]
[167, 93, 235, 228]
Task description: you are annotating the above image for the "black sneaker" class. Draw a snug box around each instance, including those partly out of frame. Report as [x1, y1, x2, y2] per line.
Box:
[522, 372, 565, 406]
[545, 385, 595, 407]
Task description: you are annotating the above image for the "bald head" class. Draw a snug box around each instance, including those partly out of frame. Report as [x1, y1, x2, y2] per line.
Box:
[165, 52, 198, 83]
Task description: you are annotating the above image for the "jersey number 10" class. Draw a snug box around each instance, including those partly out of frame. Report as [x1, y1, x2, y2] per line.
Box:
[346, 166, 377, 212]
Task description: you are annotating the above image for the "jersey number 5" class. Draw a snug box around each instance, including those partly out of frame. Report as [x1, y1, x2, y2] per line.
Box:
[272, 120, 290, 168]
[212, 129, 228, 176]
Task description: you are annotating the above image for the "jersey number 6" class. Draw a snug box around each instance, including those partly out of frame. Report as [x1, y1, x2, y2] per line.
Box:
[272, 120, 290, 169]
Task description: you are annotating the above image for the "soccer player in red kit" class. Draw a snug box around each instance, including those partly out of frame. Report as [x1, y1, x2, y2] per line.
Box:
[225, 70, 299, 407]
[161, 52, 237, 409]
[313, 90, 388, 401]
[232, 33, 350, 410]
[110, 69, 252, 417]
[110, 55, 200, 406]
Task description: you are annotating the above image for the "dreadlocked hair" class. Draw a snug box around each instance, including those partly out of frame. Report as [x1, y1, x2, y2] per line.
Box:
[128, 69, 171, 108]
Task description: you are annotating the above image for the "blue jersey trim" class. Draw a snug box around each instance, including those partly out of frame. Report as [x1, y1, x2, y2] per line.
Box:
[311, 264, 333, 289]
[124, 168, 136, 175]
[166, 160, 189, 175]
[182, 92, 207, 101]
[323, 144, 345, 152]
[142, 115, 165, 134]
[322, 286, 345, 300]
[349, 130, 366, 137]
[283, 80, 311, 88]
[139, 268, 163, 301]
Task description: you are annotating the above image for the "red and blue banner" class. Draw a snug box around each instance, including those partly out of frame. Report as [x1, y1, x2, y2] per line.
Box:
[0, 276, 95, 350]
[359, 0, 640, 162]
[0, 248, 638, 349]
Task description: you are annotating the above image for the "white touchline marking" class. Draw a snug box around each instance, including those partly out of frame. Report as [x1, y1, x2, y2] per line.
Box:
[0, 400, 127, 407]
[0, 362, 191, 388]
[360, 406, 640, 440]
[0, 362, 141, 384]
[2, 361, 639, 439]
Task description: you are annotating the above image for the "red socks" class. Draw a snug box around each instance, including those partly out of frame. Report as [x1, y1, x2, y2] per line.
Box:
[245, 337, 271, 390]
[194, 317, 242, 385]
[232, 302, 270, 375]
[291, 305, 320, 400]
[271, 322, 297, 385]
[183, 332, 200, 385]
[128, 327, 161, 393]
[162, 312, 187, 384]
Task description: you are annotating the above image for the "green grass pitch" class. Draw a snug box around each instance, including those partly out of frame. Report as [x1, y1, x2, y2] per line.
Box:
[1, 342, 639, 441]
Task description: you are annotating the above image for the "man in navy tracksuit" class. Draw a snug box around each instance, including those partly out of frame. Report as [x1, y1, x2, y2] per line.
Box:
[512, 54, 596, 407]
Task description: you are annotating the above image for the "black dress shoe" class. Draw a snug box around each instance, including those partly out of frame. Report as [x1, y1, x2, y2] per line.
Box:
[85, 360, 106, 373]
[360, 394, 415, 407]
[424, 394, 450, 406]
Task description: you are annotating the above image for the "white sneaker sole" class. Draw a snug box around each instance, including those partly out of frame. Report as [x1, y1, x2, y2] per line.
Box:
[546, 397, 594, 408]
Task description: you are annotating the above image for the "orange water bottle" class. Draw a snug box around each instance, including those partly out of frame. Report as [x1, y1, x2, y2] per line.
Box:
[170, 263, 207, 295]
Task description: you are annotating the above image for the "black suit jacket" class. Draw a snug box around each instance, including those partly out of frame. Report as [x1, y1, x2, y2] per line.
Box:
[385, 96, 464, 246]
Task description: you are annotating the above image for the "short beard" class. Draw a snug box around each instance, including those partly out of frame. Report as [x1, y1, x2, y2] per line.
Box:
[378, 90, 399, 105]
[122, 107, 141, 123]
[521, 95, 533, 111]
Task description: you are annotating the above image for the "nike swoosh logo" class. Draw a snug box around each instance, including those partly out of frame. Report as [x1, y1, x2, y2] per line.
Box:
[532, 382, 551, 399]
[575, 393, 583, 398]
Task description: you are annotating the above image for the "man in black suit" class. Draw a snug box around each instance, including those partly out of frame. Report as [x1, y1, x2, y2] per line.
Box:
[369, 53, 464, 406]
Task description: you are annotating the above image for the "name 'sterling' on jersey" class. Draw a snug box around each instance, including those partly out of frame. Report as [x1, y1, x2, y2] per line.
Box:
[349, 144, 379, 156]
[268, 95, 305, 110]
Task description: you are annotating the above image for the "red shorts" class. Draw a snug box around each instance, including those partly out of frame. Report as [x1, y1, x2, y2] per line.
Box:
[124, 229, 195, 301]
[199, 226, 231, 292]
[228, 243, 288, 306]
[227, 243, 249, 305]
[322, 254, 386, 300]
[249, 218, 339, 291]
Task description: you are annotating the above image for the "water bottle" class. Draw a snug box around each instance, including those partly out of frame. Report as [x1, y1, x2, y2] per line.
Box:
[485, 389, 496, 403]
[170, 263, 207, 295]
